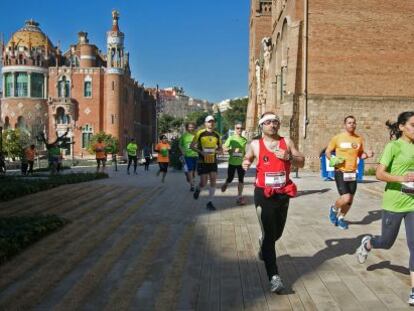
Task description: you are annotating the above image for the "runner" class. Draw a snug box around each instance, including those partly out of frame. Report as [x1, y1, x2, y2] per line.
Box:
[48, 143, 61, 175]
[126, 138, 138, 175]
[25, 144, 36, 175]
[190, 115, 222, 211]
[356, 111, 414, 306]
[154, 135, 171, 183]
[221, 122, 248, 205]
[179, 122, 198, 191]
[143, 144, 152, 171]
[242, 112, 305, 293]
[326, 116, 374, 229]
[93, 138, 107, 173]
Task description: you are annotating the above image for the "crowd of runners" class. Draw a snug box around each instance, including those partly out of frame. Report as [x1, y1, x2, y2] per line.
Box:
[92, 111, 414, 305]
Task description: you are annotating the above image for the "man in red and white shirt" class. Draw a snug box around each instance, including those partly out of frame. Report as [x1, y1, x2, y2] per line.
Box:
[243, 111, 305, 294]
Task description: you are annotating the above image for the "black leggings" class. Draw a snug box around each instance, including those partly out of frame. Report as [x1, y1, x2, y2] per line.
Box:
[226, 164, 245, 184]
[254, 187, 289, 280]
[127, 156, 137, 172]
[371, 210, 414, 271]
[144, 157, 151, 170]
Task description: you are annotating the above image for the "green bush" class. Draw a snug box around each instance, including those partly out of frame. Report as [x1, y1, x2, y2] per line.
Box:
[365, 167, 376, 176]
[0, 173, 108, 202]
[169, 138, 183, 170]
[0, 215, 67, 265]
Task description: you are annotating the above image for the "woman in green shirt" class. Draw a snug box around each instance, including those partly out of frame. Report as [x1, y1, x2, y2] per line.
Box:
[356, 111, 414, 306]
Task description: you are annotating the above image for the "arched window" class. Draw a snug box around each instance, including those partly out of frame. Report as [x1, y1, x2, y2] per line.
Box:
[56, 107, 70, 124]
[58, 76, 70, 98]
[84, 76, 92, 97]
[16, 73, 28, 97]
[4, 116, 10, 129]
[82, 124, 93, 148]
[16, 116, 26, 129]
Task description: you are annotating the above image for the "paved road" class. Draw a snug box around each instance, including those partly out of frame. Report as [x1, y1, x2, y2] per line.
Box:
[0, 165, 411, 310]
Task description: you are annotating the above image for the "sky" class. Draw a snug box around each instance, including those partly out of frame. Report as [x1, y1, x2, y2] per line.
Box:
[0, 0, 250, 103]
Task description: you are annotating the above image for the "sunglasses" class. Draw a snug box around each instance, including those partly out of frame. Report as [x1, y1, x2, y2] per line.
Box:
[207, 120, 215, 123]
[235, 127, 243, 130]
[263, 119, 279, 125]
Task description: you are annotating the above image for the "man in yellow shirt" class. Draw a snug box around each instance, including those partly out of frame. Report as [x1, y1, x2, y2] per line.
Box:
[326, 116, 373, 229]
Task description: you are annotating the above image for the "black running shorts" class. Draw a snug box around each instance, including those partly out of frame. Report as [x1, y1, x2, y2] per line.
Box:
[334, 170, 357, 195]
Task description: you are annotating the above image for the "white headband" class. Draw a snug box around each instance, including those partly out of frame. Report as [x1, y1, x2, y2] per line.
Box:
[259, 114, 280, 125]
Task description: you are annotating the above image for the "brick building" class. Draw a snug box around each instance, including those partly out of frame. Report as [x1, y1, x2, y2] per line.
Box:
[1, 11, 157, 157]
[247, 0, 414, 169]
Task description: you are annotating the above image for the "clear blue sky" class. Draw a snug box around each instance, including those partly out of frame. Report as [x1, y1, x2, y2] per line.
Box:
[1, 0, 250, 103]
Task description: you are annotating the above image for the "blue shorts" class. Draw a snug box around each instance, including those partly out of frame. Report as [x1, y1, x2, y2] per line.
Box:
[184, 157, 198, 171]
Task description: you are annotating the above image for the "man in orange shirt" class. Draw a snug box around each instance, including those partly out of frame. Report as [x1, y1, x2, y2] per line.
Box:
[154, 135, 171, 183]
[93, 138, 107, 173]
[25, 144, 36, 175]
[326, 116, 373, 229]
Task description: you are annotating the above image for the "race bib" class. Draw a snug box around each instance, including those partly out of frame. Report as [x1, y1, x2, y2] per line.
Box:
[203, 148, 216, 163]
[232, 152, 243, 157]
[160, 148, 168, 157]
[343, 172, 356, 182]
[401, 182, 414, 195]
[265, 172, 286, 188]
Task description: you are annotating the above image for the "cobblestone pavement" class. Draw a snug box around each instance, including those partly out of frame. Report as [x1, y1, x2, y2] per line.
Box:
[0, 165, 411, 310]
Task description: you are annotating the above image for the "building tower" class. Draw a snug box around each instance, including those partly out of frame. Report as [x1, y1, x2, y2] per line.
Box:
[104, 10, 124, 141]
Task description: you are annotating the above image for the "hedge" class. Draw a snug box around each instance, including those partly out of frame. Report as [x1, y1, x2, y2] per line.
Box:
[0, 173, 108, 202]
[0, 215, 67, 265]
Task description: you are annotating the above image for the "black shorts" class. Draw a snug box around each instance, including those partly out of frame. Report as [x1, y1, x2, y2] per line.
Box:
[197, 163, 218, 175]
[226, 164, 245, 183]
[96, 158, 106, 165]
[158, 162, 169, 172]
[334, 170, 357, 195]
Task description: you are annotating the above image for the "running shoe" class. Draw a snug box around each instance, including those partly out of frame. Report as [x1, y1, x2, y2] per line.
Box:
[270, 275, 284, 294]
[408, 291, 414, 306]
[193, 187, 200, 199]
[236, 197, 246, 206]
[206, 201, 216, 211]
[329, 206, 338, 225]
[337, 218, 349, 230]
[356, 235, 371, 264]
[221, 183, 228, 192]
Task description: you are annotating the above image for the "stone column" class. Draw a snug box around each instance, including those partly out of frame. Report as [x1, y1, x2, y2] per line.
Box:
[2, 73, 5, 98]
[27, 72, 32, 98]
[44, 74, 48, 99]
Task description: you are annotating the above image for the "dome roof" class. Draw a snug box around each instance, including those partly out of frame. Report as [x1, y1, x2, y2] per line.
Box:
[7, 20, 54, 49]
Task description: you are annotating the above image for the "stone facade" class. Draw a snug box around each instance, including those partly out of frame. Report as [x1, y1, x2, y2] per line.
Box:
[247, 0, 414, 170]
[1, 12, 157, 157]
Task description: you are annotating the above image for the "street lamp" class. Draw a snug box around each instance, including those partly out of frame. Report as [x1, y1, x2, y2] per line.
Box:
[212, 104, 223, 135]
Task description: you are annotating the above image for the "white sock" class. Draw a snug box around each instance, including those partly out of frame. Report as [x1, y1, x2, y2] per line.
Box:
[208, 186, 215, 201]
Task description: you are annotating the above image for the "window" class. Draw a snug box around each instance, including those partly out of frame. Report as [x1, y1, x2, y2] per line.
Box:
[5, 73, 13, 97]
[4, 117, 10, 129]
[112, 81, 115, 90]
[31, 73, 44, 98]
[84, 81, 92, 97]
[82, 124, 93, 148]
[58, 76, 70, 98]
[56, 107, 70, 124]
[16, 116, 26, 129]
[16, 73, 28, 97]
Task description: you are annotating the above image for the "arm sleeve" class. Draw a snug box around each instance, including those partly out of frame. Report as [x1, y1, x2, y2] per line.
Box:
[379, 142, 396, 169]
[326, 136, 337, 153]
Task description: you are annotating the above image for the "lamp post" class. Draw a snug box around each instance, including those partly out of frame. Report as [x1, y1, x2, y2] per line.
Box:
[212, 104, 223, 135]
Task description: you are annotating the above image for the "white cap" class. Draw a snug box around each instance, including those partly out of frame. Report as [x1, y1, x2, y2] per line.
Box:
[205, 115, 215, 122]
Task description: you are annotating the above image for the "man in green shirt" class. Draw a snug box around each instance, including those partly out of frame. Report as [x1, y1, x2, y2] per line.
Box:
[221, 122, 248, 205]
[179, 122, 198, 191]
[126, 138, 138, 175]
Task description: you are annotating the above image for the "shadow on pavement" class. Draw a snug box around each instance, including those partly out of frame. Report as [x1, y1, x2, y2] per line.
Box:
[296, 188, 331, 197]
[367, 260, 410, 275]
[348, 210, 382, 225]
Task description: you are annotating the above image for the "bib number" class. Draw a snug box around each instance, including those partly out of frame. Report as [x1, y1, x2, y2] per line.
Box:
[265, 172, 286, 188]
[343, 172, 356, 182]
[203, 148, 216, 163]
[401, 182, 414, 196]
[232, 152, 242, 157]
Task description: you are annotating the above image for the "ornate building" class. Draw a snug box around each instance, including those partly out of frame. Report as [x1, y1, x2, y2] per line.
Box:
[247, 0, 414, 169]
[1, 11, 156, 157]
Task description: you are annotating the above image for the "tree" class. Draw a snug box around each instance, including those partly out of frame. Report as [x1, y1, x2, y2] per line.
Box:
[186, 111, 209, 128]
[223, 97, 248, 128]
[158, 114, 184, 135]
[2, 129, 31, 160]
[87, 132, 119, 155]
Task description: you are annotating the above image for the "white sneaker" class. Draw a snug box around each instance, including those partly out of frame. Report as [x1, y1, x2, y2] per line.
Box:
[356, 235, 371, 264]
[270, 274, 284, 293]
[408, 291, 414, 306]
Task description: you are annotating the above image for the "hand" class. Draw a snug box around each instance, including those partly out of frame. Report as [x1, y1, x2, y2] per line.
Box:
[274, 149, 291, 161]
[366, 150, 374, 158]
[242, 159, 251, 171]
[403, 172, 414, 182]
